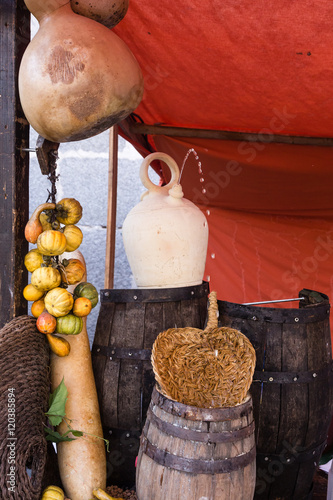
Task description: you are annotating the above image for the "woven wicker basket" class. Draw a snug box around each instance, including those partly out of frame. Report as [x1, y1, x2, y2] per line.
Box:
[151, 292, 256, 408]
[0, 316, 50, 500]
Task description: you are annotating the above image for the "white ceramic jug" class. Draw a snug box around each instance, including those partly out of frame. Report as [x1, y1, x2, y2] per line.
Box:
[122, 152, 209, 288]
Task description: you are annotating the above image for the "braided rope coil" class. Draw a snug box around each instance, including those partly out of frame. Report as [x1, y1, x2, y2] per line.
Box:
[0, 316, 50, 499]
[151, 292, 256, 408]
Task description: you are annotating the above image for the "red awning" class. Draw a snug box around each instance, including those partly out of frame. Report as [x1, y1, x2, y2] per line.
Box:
[113, 1, 333, 319]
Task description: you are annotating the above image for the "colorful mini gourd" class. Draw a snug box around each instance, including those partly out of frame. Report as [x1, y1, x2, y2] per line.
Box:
[122, 152, 209, 288]
[19, 0, 144, 142]
[70, 0, 129, 28]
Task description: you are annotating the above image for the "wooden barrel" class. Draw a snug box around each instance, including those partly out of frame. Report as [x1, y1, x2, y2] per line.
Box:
[136, 386, 256, 500]
[92, 282, 209, 487]
[218, 289, 333, 500]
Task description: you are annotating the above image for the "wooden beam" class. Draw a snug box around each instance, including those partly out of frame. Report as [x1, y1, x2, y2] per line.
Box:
[0, 1, 30, 327]
[104, 126, 118, 289]
[129, 122, 333, 147]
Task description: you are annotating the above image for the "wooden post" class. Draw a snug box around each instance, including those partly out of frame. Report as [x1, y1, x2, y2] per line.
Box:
[0, 1, 30, 327]
[104, 126, 118, 289]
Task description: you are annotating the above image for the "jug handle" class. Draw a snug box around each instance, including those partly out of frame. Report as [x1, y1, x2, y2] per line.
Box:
[140, 152, 180, 194]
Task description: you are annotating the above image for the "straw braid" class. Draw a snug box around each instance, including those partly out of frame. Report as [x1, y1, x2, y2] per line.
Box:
[151, 292, 256, 408]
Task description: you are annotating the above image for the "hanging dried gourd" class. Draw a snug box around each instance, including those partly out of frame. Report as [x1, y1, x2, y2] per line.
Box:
[70, 0, 129, 29]
[19, 0, 144, 143]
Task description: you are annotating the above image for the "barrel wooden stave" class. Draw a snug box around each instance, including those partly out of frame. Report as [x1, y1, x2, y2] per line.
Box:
[92, 283, 209, 487]
[136, 387, 256, 500]
[218, 289, 333, 500]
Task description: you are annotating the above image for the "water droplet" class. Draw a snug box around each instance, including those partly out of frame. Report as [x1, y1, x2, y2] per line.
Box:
[206, 209, 210, 215]
[202, 188, 207, 194]
[200, 177, 205, 183]
[211, 253, 215, 259]
[206, 275, 211, 281]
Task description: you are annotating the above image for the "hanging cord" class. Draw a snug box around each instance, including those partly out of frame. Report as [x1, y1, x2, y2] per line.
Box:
[46, 149, 59, 206]
[44, 147, 61, 268]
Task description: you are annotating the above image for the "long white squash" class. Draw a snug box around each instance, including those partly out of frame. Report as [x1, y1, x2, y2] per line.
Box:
[50, 251, 106, 500]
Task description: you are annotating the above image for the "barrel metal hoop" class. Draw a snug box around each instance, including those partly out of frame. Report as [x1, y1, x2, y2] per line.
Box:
[140, 435, 256, 474]
[253, 362, 333, 384]
[257, 440, 327, 465]
[151, 386, 253, 421]
[146, 406, 255, 444]
[92, 344, 151, 361]
[218, 292, 330, 324]
[100, 281, 209, 303]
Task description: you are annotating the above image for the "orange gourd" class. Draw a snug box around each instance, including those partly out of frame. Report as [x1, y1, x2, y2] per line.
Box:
[31, 298, 46, 318]
[24, 202, 56, 244]
[46, 334, 71, 357]
[60, 259, 85, 286]
[19, 0, 144, 143]
[70, 0, 129, 29]
[73, 297, 92, 317]
[36, 311, 57, 334]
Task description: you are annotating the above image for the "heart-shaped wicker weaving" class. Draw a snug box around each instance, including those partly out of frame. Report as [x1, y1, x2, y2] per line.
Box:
[151, 292, 256, 408]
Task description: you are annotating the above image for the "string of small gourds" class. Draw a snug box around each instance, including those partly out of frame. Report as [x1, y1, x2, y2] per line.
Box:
[23, 197, 98, 357]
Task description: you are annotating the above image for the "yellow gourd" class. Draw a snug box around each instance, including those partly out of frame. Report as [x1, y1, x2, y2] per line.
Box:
[24, 248, 43, 272]
[31, 266, 62, 292]
[46, 334, 71, 357]
[44, 287, 74, 317]
[56, 198, 83, 225]
[37, 230, 67, 256]
[40, 212, 61, 231]
[93, 488, 124, 500]
[24, 202, 56, 243]
[18, 0, 144, 143]
[23, 284, 44, 301]
[39, 212, 53, 232]
[41, 485, 65, 500]
[63, 224, 83, 252]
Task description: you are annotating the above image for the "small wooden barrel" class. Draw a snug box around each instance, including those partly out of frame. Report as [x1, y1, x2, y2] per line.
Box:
[136, 386, 256, 500]
[92, 282, 209, 487]
[218, 289, 333, 500]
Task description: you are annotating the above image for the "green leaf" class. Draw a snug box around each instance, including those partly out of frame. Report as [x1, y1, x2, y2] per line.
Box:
[320, 451, 333, 465]
[71, 430, 84, 437]
[44, 428, 76, 443]
[46, 377, 68, 426]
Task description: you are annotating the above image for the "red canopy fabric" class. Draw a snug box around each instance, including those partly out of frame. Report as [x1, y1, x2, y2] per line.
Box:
[113, 1, 333, 324]
[115, 0, 333, 136]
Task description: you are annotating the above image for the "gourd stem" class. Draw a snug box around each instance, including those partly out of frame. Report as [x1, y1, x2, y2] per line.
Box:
[204, 291, 218, 332]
